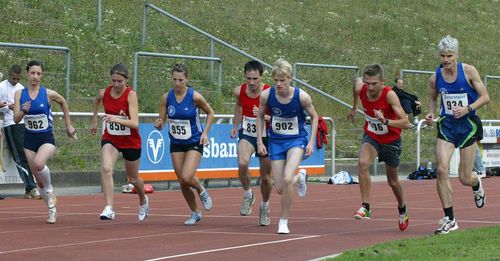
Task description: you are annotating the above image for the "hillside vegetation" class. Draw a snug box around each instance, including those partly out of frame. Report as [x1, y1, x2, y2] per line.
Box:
[1, 0, 498, 171]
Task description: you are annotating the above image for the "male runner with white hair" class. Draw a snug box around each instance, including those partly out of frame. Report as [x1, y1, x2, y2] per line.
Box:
[425, 35, 490, 234]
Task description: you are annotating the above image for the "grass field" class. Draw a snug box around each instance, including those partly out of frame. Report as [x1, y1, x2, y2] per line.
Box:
[331, 225, 500, 260]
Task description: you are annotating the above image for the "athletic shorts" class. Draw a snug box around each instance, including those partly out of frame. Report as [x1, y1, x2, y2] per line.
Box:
[437, 114, 483, 149]
[268, 136, 308, 161]
[170, 142, 204, 154]
[238, 129, 269, 158]
[101, 140, 141, 161]
[362, 134, 402, 168]
[24, 131, 55, 152]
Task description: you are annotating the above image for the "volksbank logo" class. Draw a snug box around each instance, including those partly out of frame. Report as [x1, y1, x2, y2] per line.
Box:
[147, 130, 165, 164]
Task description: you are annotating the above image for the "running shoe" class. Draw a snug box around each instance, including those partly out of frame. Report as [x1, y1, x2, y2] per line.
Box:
[47, 207, 57, 224]
[353, 206, 371, 220]
[434, 217, 458, 235]
[398, 207, 409, 231]
[99, 206, 115, 220]
[296, 169, 307, 197]
[25, 188, 42, 199]
[277, 219, 289, 234]
[240, 193, 256, 216]
[184, 211, 202, 225]
[473, 176, 485, 208]
[138, 196, 150, 221]
[259, 205, 270, 226]
[45, 192, 57, 209]
[199, 190, 212, 211]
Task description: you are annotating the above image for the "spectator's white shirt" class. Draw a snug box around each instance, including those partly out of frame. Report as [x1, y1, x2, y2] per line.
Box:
[0, 79, 24, 126]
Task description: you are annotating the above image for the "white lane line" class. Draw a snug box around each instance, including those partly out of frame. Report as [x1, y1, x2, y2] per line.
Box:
[144, 235, 321, 261]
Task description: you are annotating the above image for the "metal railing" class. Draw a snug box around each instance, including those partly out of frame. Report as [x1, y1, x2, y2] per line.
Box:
[292, 62, 361, 112]
[53, 112, 336, 176]
[140, 3, 356, 112]
[484, 75, 500, 88]
[0, 42, 71, 101]
[400, 69, 433, 79]
[132, 51, 223, 94]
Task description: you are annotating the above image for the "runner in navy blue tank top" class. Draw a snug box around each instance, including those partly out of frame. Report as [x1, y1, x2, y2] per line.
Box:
[13, 60, 76, 224]
[154, 63, 215, 225]
[425, 35, 490, 235]
[256, 59, 318, 234]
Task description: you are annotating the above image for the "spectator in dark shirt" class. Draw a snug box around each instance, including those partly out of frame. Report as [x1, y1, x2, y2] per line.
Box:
[392, 78, 421, 125]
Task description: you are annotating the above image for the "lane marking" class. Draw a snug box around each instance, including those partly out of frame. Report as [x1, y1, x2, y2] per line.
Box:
[144, 235, 320, 261]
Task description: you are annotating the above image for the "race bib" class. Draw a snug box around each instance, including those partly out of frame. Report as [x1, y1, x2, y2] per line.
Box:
[272, 116, 299, 135]
[365, 114, 388, 135]
[169, 119, 192, 140]
[242, 116, 267, 137]
[24, 114, 49, 131]
[106, 116, 131, 136]
[442, 93, 468, 115]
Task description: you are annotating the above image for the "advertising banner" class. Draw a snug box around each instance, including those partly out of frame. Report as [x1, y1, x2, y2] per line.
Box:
[139, 123, 325, 181]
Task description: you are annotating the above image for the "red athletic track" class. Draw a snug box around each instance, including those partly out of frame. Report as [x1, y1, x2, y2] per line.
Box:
[1, 177, 499, 260]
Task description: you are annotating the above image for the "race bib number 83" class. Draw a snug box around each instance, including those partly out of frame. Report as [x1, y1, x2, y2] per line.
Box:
[242, 116, 266, 137]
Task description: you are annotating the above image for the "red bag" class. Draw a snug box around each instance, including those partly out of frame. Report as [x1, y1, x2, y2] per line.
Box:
[131, 183, 154, 194]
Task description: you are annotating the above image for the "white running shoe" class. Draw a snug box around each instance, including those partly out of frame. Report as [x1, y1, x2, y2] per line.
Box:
[138, 196, 150, 221]
[473, 176, 485, 208]
[199, 190, 212, 211]
[434, 217, 458, 235]
[99, 206, 115, 220]
[47, 207, 57, 224]
[296, 169, 307, 197]
[277, 219, 289, 234]
[259, 205, 270, 226]
[240, 193, 256, 216]
[42, 191, 57, 209]
[184, 211, 202, 225]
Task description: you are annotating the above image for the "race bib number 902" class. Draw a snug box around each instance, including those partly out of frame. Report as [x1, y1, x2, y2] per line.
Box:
[271, 116, 299, 135]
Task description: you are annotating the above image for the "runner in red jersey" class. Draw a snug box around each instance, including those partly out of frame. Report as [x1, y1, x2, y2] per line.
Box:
[91, 64, 149, 221]
[347, 64, 411, 231]
[229, 60, 272, 226]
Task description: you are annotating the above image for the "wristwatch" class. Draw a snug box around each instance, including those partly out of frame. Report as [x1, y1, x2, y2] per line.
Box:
[467, 105, 474, 112]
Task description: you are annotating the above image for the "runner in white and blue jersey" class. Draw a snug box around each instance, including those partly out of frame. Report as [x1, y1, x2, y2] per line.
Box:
[425, 36, 490, 235]
[14, 60, 76, 224]
[154, 63, 215, 226]
[256, 59, 318, 234]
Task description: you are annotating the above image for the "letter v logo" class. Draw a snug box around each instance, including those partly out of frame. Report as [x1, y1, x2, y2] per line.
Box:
[147, 130, 164, 164]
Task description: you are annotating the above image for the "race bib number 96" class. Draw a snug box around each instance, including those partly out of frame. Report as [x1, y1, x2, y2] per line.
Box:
[365, 115, 388, 135]
[24, 114, 49, 131]
[272, 116, 299, 135]
[169, 119, 192, 140]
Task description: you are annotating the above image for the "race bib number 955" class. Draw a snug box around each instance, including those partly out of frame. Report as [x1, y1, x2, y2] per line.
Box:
[169, 119, 192, 140]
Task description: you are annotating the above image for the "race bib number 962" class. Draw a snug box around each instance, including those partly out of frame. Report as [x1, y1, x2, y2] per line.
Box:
[24, 114, 49, 131]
